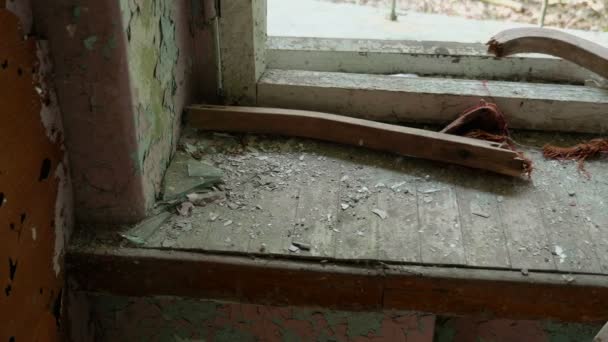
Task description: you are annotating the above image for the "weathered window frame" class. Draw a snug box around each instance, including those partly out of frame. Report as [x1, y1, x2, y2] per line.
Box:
[218, 0, 608, 134]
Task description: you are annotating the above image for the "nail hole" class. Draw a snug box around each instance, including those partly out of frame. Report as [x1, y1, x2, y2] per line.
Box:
[5, 284, 11, 296]
[1, 60, 7, 69]
[0, 193, 4, 207]
[9, 223, 15, 230]
[38, 159, 51, 181]
[19, 213, 26, 224]
[9, 336, 15, 342]
[17, 67, 23, 76]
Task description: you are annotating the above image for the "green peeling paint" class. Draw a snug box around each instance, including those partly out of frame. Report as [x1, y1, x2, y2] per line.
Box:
[83, 35, 98, 50]
[120, 0, 180, 206]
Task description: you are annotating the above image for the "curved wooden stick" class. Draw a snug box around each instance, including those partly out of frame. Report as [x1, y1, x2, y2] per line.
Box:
[188, 104, 529, 177]
[487, 28, 608, 79]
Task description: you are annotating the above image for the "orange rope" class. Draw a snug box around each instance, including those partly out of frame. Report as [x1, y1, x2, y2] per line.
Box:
[543, 138, 608, 175]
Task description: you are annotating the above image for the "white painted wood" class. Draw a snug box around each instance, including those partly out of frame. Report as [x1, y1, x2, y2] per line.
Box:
[257, 69, 608, 133]
[267, 36, 599, 84]
[219, 0, 267, 105]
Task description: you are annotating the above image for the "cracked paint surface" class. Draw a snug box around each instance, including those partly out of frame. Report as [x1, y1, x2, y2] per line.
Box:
[87, 294, 436, 341]
[30, 0, 196, 222]
[85, 293, 605, 341]
[120, 0, 182, 205]
[1, 6, 72, 342]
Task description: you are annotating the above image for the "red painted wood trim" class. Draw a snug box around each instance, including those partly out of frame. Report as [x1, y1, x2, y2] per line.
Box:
[67, 246, 608, 322]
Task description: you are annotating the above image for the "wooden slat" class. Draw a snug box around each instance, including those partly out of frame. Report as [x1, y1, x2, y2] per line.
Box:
[193, 203, 254, 253]
[257, 69, 608, 134]
[291, 155, 339, 258]
[187, 104, 527, 177]
[375, 167, 421, 263]
[534, 159, 602, 273]
[67, 246, 608, 322]
[246, 185, 300, 255]
[488, 27, 608, 80]
[417, 181, 466, 265]
[335, 178, 380, 259]
[455, 175, 511, 268]
[497, 179, 556, 271]
[575, 163, 608, 274]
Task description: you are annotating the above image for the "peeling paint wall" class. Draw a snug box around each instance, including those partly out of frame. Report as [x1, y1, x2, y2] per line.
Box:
[0, 5, 73, 341]
[84, 294, 605, 342]
[119, 0, 194, 207]
[85, 294, 436, 341]
[31, 0, 147, 223]
[30, 0, 200, 223]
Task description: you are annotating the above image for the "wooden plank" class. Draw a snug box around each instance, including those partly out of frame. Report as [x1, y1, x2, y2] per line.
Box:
[291, 154, 340, 258]
[374, 166, 421, 263]
[182, 203, 252, 253]
[267, 36, 597, 83]
[67, 246, 608, 322]
[383, 265, 608, 322]
[246, 185, 300, 255]
[334, 158, 380, 260]
[575, 164, 608, 274]
[533, 158, 602, 273]
[497, 178, 556, 271]
[257, 69, 608, 134]
[334, 192, 379, 260]
[187, 104, 528, 177]
[454, 174, 511, 268]
[488, 27, 608, 80]
[417, 180, 466, 265]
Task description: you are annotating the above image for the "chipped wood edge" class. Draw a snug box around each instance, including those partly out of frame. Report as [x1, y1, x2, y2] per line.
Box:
[488, 27, 608, 80]
[187, 104, 527, 177]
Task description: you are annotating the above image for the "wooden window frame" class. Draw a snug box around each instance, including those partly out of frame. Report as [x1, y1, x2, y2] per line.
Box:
[218, 0, 608, 134]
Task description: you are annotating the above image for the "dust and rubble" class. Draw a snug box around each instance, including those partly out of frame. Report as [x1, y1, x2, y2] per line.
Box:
[117, 128, 424, 251]
[110, 127, 607, 278]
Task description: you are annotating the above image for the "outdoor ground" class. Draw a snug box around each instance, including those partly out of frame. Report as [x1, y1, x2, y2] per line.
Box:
[325, 0, 608, 32]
